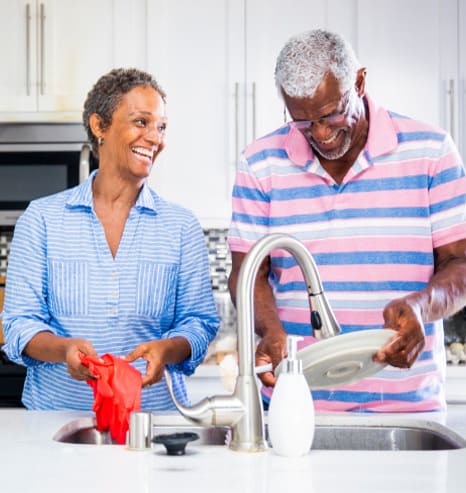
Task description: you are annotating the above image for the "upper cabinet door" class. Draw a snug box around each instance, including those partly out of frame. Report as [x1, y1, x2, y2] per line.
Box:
[146, 0, 236, 225]
[0, 0, 38, 112]
[0, 0, 147, 121]
[356, 0, 456, 131]
[457, 0, 466, 159]
[244, 0, 327, 141]
[37, 0, 116, 113]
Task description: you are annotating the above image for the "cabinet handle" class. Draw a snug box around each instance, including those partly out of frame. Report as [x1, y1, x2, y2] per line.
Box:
[25, 3, 31, 96]
[447, 79, 456, 142]
[234, 81, 240, 169]
[252, 82, 257, 140]
[40, 3, 46, 95]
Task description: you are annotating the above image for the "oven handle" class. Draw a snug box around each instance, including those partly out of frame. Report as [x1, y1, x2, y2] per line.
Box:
[79, 144, 91, 183]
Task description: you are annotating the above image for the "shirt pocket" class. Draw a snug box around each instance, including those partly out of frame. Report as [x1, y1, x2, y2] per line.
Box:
[48, 260, 89, 316]
[136, 263, 178, 318]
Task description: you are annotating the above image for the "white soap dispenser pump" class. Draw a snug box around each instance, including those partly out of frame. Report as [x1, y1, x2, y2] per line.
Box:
[267, 335, 315, 457]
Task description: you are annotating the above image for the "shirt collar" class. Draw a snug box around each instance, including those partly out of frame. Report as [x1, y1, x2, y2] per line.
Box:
[66, 169, 158, 213]
[284, 93, 399, 169]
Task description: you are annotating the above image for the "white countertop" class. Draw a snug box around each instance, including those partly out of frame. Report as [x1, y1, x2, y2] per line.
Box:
[2, 406, 466, 493]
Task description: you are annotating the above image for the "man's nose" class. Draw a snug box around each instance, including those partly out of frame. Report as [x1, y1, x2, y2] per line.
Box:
[309, 120, 334, 140]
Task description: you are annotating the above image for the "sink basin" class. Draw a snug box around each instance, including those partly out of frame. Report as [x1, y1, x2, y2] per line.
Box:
[53, 416, 466, 451]
[313, 424, 465, 450]
[53, 418, 115, 445]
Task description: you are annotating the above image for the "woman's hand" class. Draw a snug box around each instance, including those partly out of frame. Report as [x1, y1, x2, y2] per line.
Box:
[23, 332, 98, 381]
[374, 298, 426, 368]
[64, 338, 99, 381]
[124, 337, 191, 387]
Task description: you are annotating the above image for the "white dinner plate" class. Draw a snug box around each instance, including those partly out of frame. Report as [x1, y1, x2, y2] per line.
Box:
[276, 328, 397, 389]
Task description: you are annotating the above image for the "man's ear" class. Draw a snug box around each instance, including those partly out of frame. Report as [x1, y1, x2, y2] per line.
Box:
[89, 113, 104, 140]
[355, 68, 367, 97]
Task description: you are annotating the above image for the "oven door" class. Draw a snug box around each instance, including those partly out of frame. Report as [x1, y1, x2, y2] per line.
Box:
[0, 146, 91, 225]
[0, 277, 26, 407]
[0, 123, 93, 226]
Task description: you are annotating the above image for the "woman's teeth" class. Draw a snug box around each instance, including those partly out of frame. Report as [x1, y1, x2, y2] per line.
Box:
[131, 147, 153, 159]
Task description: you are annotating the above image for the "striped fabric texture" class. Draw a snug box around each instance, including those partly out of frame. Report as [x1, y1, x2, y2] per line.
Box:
[228, 96, 466, 412]
[3, 171, 219, 411]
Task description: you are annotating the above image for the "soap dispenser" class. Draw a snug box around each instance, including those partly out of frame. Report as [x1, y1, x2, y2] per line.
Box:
[267, 335, 315, 457]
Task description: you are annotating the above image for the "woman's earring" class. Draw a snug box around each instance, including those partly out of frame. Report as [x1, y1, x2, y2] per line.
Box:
[98, 136, 104, 146]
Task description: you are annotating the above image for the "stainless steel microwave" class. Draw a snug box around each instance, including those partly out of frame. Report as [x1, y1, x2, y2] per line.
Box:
[0, 123, 96, 225]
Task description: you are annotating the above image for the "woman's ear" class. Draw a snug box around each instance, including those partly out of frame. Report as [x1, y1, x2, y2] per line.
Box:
[89, 113, 104, 141]
[355, 68, 367, 97]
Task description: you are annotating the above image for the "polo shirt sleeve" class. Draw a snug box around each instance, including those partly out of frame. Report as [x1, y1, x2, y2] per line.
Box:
[228, 153, 271, 253]
[429, 133, 466, 248]
[2, 202, 56, 366]
[162, 216, 219, 375]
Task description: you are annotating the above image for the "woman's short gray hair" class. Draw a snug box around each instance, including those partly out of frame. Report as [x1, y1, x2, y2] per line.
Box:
[82, 67, 166, 158]
[275, 29, 360, 98]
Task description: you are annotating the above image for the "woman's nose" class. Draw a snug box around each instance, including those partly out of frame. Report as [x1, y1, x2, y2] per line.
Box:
[145, 125, 164, 143]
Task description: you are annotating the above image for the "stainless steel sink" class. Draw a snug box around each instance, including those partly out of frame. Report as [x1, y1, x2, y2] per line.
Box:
[312, 424, 465, 450]
[53, 416, 466, 451]
[53, 417, 115, 445]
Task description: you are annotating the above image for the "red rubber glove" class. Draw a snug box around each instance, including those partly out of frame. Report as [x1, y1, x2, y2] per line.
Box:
[79, 353, 142, 444]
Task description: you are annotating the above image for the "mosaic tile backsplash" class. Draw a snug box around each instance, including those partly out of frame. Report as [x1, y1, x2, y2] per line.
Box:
[203, 229, 237, 354]
[0, 229, 13, 277]
[203, 228, 231, 292]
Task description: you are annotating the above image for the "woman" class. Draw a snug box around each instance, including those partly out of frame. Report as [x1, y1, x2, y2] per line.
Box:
[2, 68, 219, 410]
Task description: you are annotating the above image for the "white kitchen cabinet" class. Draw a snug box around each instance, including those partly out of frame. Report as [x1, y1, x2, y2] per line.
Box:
[0, 0, 147, 121]
[242, 0, 357, 144]
[146, 0, 235, 226]
[146, 0, 353, 225]
[355, 0, 464, 158]
[457, 0, 466, 160]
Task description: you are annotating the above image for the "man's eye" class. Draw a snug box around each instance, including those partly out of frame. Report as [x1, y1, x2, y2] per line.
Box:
[135, 118, 146, 126]
[158, 123, 167, 133]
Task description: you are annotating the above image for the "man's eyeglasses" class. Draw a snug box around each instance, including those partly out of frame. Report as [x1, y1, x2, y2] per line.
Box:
[289, 90, 353, 130]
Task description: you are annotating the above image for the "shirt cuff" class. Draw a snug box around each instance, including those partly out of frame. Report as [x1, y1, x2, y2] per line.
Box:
[163, 323, 214, 375]
[3, 320, 56, 367]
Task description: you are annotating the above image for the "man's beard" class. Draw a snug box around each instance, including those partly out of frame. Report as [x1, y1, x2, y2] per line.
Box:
[308, 129, 352, 160]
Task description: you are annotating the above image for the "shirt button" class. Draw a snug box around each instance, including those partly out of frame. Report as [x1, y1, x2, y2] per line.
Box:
[112, 291, 117, 296]
[111, 308, 117, 315]
[111, 273, 117, 280]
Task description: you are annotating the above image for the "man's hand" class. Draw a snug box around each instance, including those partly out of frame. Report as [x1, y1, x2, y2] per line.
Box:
[255, 329, 287, 387]
[374, 298, 425, 368]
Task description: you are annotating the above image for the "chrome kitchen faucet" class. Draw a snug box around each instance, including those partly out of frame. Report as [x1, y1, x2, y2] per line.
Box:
[164, 233, 341, 452]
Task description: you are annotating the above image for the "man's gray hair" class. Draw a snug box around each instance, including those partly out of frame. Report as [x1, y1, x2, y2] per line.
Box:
[275, 29, 360, 98]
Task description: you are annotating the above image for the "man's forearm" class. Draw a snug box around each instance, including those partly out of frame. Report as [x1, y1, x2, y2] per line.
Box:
[229, 252, 285, 338]
[406, 258, 466, 323]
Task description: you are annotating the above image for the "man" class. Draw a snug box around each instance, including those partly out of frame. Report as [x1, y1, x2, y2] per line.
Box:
[228, 29, 466, 412]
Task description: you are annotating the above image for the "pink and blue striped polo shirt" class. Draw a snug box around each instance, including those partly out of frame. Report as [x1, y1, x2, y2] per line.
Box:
[228, 95, 466, 412]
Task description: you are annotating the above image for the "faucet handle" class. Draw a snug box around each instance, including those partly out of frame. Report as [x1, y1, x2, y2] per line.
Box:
[311, 310, 322, 333]
[310, 292, 341, 339]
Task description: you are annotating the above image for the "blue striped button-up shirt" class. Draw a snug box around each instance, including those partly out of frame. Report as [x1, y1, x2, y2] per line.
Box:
[2, 171, 219, 410]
